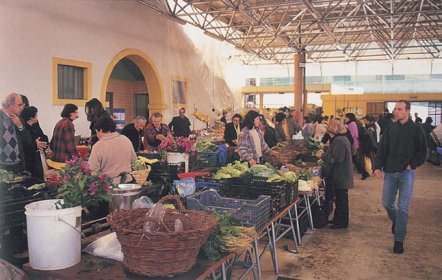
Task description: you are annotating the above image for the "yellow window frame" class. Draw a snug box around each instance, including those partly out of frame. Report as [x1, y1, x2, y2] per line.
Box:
[52, 57, 92, 106]
[171, 76, 187, 107]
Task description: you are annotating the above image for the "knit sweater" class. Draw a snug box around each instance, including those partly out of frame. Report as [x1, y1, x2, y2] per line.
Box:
[88, 132, 137, 184]
[374, 119, 427, 172]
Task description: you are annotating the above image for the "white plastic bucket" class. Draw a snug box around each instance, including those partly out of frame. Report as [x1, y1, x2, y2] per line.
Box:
[25, 199, 82, 270]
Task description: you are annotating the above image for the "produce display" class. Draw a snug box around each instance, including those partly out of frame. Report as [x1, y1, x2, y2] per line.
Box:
[195, 140, 217, 152]
[213, 161, 300, 184]
[46, 159, 66, 170]
[193, 109, 210, 124]
[266, 142, 303, 165]
[297, 170, 313, 181]
[203, 213, 257, 261]
[131, 156, 157, 171]
[76, 145, 89, 158]
[213, 161, 248, 179]
[304, 137, 325, 159]
[0, 169, 29, 183]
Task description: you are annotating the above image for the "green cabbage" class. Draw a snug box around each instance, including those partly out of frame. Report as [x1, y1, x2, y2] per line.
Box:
[266, 174, 284, 182]
[282, 171, 298, 183]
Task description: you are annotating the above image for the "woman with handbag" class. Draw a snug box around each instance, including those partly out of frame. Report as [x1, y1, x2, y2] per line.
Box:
[323, 119, 354, 229]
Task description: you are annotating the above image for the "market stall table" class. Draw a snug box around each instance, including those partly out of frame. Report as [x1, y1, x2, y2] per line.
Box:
[255, 180, 325, 274]
[295, 178, 325, 244]
[256, 198, 301, 274]
[24, 239, 261, 280]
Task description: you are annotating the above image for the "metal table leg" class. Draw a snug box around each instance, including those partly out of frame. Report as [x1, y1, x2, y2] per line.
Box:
[293, 204, 302, 245]
[253, 238, 262, 280]
[221, 263, 227, 280]
[305, 193, 315, 230]
[270, 222, 279, 274]
[287, 209, 299, 252]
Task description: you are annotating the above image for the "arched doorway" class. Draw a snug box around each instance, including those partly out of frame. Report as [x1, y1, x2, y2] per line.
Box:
[100, 49, 165, 126]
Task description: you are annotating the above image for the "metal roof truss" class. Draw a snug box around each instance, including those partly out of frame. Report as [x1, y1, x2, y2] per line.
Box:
[138, 0, 442, 64]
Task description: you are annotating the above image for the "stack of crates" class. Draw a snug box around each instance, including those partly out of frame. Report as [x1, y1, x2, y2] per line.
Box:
[196, 151, 220, 167]
[220, 177, 297, 217]
[187, 190, 271, 230]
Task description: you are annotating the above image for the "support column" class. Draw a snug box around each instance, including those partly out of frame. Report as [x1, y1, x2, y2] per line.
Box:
[259, 93, 264, 112]
[294, 52, 306, 116]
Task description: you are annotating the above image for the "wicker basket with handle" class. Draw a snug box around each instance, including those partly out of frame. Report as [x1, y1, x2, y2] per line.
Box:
[130, 168, 150, 185]
[107, 195, 218, 277]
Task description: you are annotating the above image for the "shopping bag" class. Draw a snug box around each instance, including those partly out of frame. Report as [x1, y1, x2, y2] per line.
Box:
[364, 156, 372, 174]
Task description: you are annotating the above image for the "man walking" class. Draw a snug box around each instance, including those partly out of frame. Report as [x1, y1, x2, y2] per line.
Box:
[373, 100, 427, 254]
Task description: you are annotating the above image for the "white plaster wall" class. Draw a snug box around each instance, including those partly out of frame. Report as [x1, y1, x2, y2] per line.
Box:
[0, 0, 239, 138]
[1, 0, 440, 139]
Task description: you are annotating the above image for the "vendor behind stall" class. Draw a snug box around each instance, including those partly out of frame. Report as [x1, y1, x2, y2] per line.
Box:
[144, 112, 173, 149]
[274, 112, 288, 143]
[257, 114, 276, 148]
[238, 110, 274, 166]
[168, 108, 191, 138]
[88, 116, 137, 184]
[120, 115, 146, 152]
[224, 113, 243, 147]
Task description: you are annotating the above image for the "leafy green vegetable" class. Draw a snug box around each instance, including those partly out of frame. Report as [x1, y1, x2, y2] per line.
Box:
[214, 172, 232, 180]
[203, 213, 237, 261]
[305, 136, 323, 155]
[282, 171, 298, 183]
[298, 170, 313, 181]
[196, 140, 217, 152]
[213, 161, 249, 179]
[27, 183, 45, 190]
[266, 174, 284, 182]
[249, 164, 277, 178]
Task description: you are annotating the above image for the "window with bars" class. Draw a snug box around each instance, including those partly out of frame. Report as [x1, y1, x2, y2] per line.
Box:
[52, 57, 91, 105]
[58, 64, 84, 99]
[172, 79, 186, 104]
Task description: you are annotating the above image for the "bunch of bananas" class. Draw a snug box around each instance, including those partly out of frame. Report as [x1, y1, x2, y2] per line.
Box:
[46, 159, 66, 170]
[193, 109, 209, 123]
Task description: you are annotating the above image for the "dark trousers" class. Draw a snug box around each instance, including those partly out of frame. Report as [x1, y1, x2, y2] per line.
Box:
[352, 153, 369, 177]
[333, 189, 349, 227]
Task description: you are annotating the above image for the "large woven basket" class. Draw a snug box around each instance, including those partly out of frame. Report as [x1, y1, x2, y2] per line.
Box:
[108, 195, 218, 277]
[130, 169, 149, 185]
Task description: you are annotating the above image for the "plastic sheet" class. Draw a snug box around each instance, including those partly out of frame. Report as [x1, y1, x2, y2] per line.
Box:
[82, 232, 123, 262]
[132, 196, 155, 209]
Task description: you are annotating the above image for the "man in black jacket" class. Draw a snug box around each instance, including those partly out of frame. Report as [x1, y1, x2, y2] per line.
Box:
[120, 116, 146, 152]
[168, 108, 191, 138]
[374, 100, 427, 254]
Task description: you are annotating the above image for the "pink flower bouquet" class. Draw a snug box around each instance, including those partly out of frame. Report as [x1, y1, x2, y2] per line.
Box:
[56, 156, 114, 209]
[158, 137, 195, 154]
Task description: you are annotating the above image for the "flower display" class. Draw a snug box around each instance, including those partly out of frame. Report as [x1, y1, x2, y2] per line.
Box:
[56, 156, 114, 209]
[158, 137, 195, 154]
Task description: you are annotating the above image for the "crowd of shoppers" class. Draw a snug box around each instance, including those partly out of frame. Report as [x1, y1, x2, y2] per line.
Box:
[1, 92, 436, 257]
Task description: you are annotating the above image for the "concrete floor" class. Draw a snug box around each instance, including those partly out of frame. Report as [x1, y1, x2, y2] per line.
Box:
[259, 162, 442, 280]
